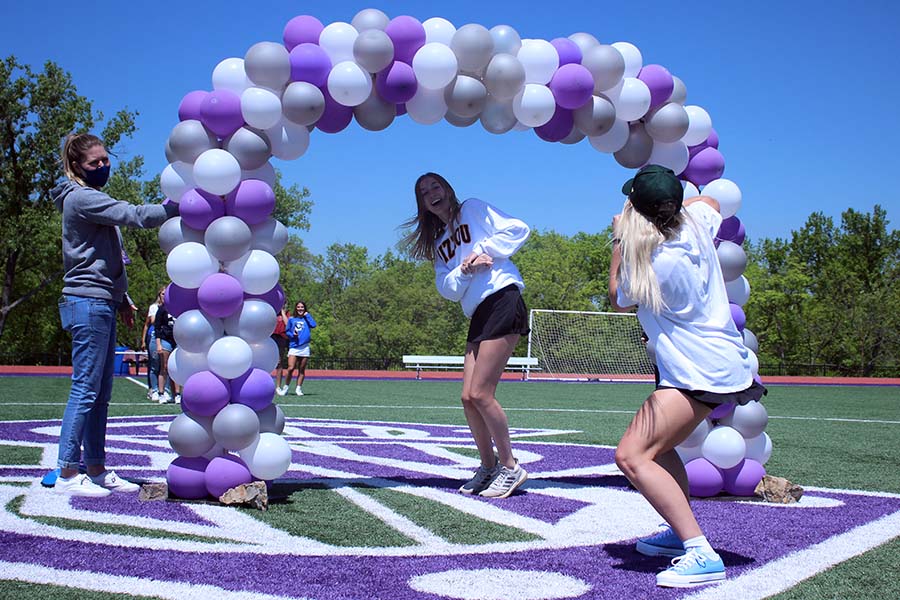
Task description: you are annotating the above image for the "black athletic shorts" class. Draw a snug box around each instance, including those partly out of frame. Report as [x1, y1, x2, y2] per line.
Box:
[467, 284, 530, 343]
[658, 379, 768, 409]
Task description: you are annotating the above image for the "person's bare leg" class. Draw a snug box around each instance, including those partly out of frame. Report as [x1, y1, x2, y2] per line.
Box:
[297, 357, 309, 388]
[461, 343, 497, 468]
[283, 355, 297, 389]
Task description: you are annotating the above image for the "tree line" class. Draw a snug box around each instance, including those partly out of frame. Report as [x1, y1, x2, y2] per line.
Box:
[2, 57, 897, 376]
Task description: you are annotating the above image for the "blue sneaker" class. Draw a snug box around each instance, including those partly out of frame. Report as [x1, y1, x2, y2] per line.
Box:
[656, 548, 726, 587]
[636, 525, 685, 557]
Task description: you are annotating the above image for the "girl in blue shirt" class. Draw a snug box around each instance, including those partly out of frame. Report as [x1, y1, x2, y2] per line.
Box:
[282, 300, 316, 396]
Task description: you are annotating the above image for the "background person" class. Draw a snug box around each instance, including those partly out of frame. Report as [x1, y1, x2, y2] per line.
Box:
[283, 301, 316, 396]
[401, 172, 530, 499]
[53, 132, 177, 497]
[608, 164, 765, 587]
[153, 293, 180, 404]
[273, 302, 290, 395]
[140, 288, 164, 401]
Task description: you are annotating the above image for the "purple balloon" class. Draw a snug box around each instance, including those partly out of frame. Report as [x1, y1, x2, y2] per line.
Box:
[225, 179, 276, 225]
[730, 303, 746, 332]
[723, 459, 766, 496]
[179, 188, 226, 230]
[550, 38, 582, 66]
[199, 90, 244, 138]
[205, 455, 253, 498]
[376, 61, 418, 104]
[682, 147, 725, 186]
[685, 458, 724, 497]
[535, 107, 574, 142]
[181, 370, 231, 417]
[165, 283, 199, 316]
[178, 91, 209, 122]
[167, 456, 210, 499]
[316, 90, 354, 133]
[289, 43, 332, 87]
[709, 402, 735, 421]
[638, 64, 675, 109]
[198, 273, 244, 319]
[548, 64, 594, 110]
[384, 15, 426, 64]
[396, 103, 407, 116]
[283, 15, 325, 51]
[717, 216, 746, 245]
[230, 367, 276, 411]
[707, 128, 719, 148]
[246, 283, 286, 312]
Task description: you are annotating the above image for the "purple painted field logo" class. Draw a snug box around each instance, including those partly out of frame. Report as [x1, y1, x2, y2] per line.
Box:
[1, 416, 899, 599]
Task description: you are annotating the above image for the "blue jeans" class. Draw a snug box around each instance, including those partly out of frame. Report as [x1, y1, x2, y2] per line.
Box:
[146, 331, 160, 391]
[57, 295, 119, 470]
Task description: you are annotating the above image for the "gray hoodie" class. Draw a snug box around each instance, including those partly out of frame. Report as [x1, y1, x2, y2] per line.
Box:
[52, 180, 178, 302]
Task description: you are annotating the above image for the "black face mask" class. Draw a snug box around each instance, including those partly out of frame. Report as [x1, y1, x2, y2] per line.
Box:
[82, 165, 111, 188]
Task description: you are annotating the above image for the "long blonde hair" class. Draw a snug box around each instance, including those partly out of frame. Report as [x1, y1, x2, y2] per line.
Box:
[400, 172, 462, 262]
[614, 199, 690, 314]
[61, 133, 103, 187]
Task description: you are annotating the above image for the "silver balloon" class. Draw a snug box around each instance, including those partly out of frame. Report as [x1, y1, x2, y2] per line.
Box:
[354, 89, 396, 131]
[480, 97, 517, 134]
[451, 24, 494, 73]
[483, 54, 526, 101]
[224, 299, 277, 343]
[614, 122, 653, 168]
[568, 32, 601, 55]
[445, 111, 479, 127]
[250, 218, 289, 255]
[244, 42, 291, 89]
[560, 127, 586, 145]
[257, 403, 286, 435]
[742, 328, 759, 354]
[205, 216, 252, 262]
[353, 29, 394, 73]
[168, 413, 215, 458]
[574, 95, 616, 136]
[173, 309, 225, 354]
[159, 216, 204, 254]
[224, 127, 271, 171]
[668, 76, 687, 105]
[444, 75, 487, 118]
[645, 103, 690, 143]
[351, 7, 390, 32]
[168, 120, 218, 164]
[490, 25, 522, 56]
[212, 403, 260, 451]
[582, 44, 625, 92]
[717, 241, 748, 282]
[282, 82, 326, 126]
[165, 139, 177, 164]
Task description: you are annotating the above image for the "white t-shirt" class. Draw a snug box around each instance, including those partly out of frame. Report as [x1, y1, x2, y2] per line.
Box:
[433, 198, 530, 318]
[618, 202, 752, 392]
[147, 302, 159, 338]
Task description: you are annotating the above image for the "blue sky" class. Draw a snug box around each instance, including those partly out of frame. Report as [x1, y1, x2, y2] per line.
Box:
[3, 1, 898, 256]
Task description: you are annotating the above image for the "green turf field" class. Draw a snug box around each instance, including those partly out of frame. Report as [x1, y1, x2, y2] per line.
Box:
[0, 375, 898, 599]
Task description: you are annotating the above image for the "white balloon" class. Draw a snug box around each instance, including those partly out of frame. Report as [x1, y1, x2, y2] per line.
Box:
[702, 178, 742, 219]
[166, 242, 219, 289]
[212, 58, 251, 94]
[512, 83, 555, 127]
[239, 432, 292, 480]
[327, 61, 372, 107]
[675, 444, 703, 464]
[716, 240, 748, 282]
[225, 249, 280, 295]
[249, 337, 279, 373]
[491, 25, 522, 56]
[168, 348, 210, 386]
[266, 118, 310, 161]
[682, 105, 713, 146]
[610, 42, 642, 78]
[517, 39, 559, 84]
[406, 86, 448, 125]
[412, 43, 459, 90]
[649, 141, 690, 175]
[224, 299, 277, 343]
[720, 400, 768, 439]
[682, 418, 712, 448]
[319, 22, 358, 64]
[207, 335, 253, 379]
[174, 309, 225, 353]
[682, 181, 700, 200]
[193, 149, 242, 196]
[588, 119, 630, 153]
[423, 17, 457, 45]
[604, 77, 651, 121]
[701, 425, 747, 469]
[240, 87, 283, 130]
[745, 432, 773, 465]
[160, 162, 194, 202]
[725, 275, 751, 306]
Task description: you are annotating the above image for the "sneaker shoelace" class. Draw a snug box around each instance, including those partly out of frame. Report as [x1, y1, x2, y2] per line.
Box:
[668, 551, 707, 573]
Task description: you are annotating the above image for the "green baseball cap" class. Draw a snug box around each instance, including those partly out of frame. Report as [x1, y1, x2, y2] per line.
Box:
[621, 164, 684, 224]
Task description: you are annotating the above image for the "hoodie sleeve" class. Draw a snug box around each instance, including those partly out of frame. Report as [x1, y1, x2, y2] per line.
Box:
[74, 187, 176, 228]
[468, 198, 530, 258]
[434, 259, 472, 302]
[304, 313, 317, 328]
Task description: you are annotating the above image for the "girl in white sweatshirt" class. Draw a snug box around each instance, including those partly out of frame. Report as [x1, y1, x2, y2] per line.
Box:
[402, 173, 530, 499]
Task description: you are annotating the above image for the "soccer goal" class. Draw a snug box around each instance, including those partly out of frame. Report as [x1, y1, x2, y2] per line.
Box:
[526, 309, 655, 381]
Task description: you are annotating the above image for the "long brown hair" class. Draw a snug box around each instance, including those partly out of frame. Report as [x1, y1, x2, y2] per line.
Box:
[400, 172, 462, 262]
[61, 133, 104, 186]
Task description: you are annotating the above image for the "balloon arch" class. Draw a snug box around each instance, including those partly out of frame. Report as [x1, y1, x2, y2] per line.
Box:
[157, 8, 769, 501]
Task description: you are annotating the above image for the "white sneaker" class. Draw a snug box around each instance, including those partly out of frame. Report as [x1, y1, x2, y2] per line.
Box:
[55, 473, 111, 497]
[276, 385, 287, 397]
[158, 392, 172, 404]
[149, 390, 159, 402]
[459, 462, 499, 495]
[295, 387, 304, 396]
[90, 470, 140, 493]
[174, 394, 182, 404]
[479, 463, 528, 498]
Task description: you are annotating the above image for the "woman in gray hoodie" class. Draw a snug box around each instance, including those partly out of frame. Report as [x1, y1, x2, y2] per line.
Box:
[52, 132, 178, 497]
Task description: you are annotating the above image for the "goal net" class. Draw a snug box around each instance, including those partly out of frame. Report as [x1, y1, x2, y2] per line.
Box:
[526, 309, 655, 381]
